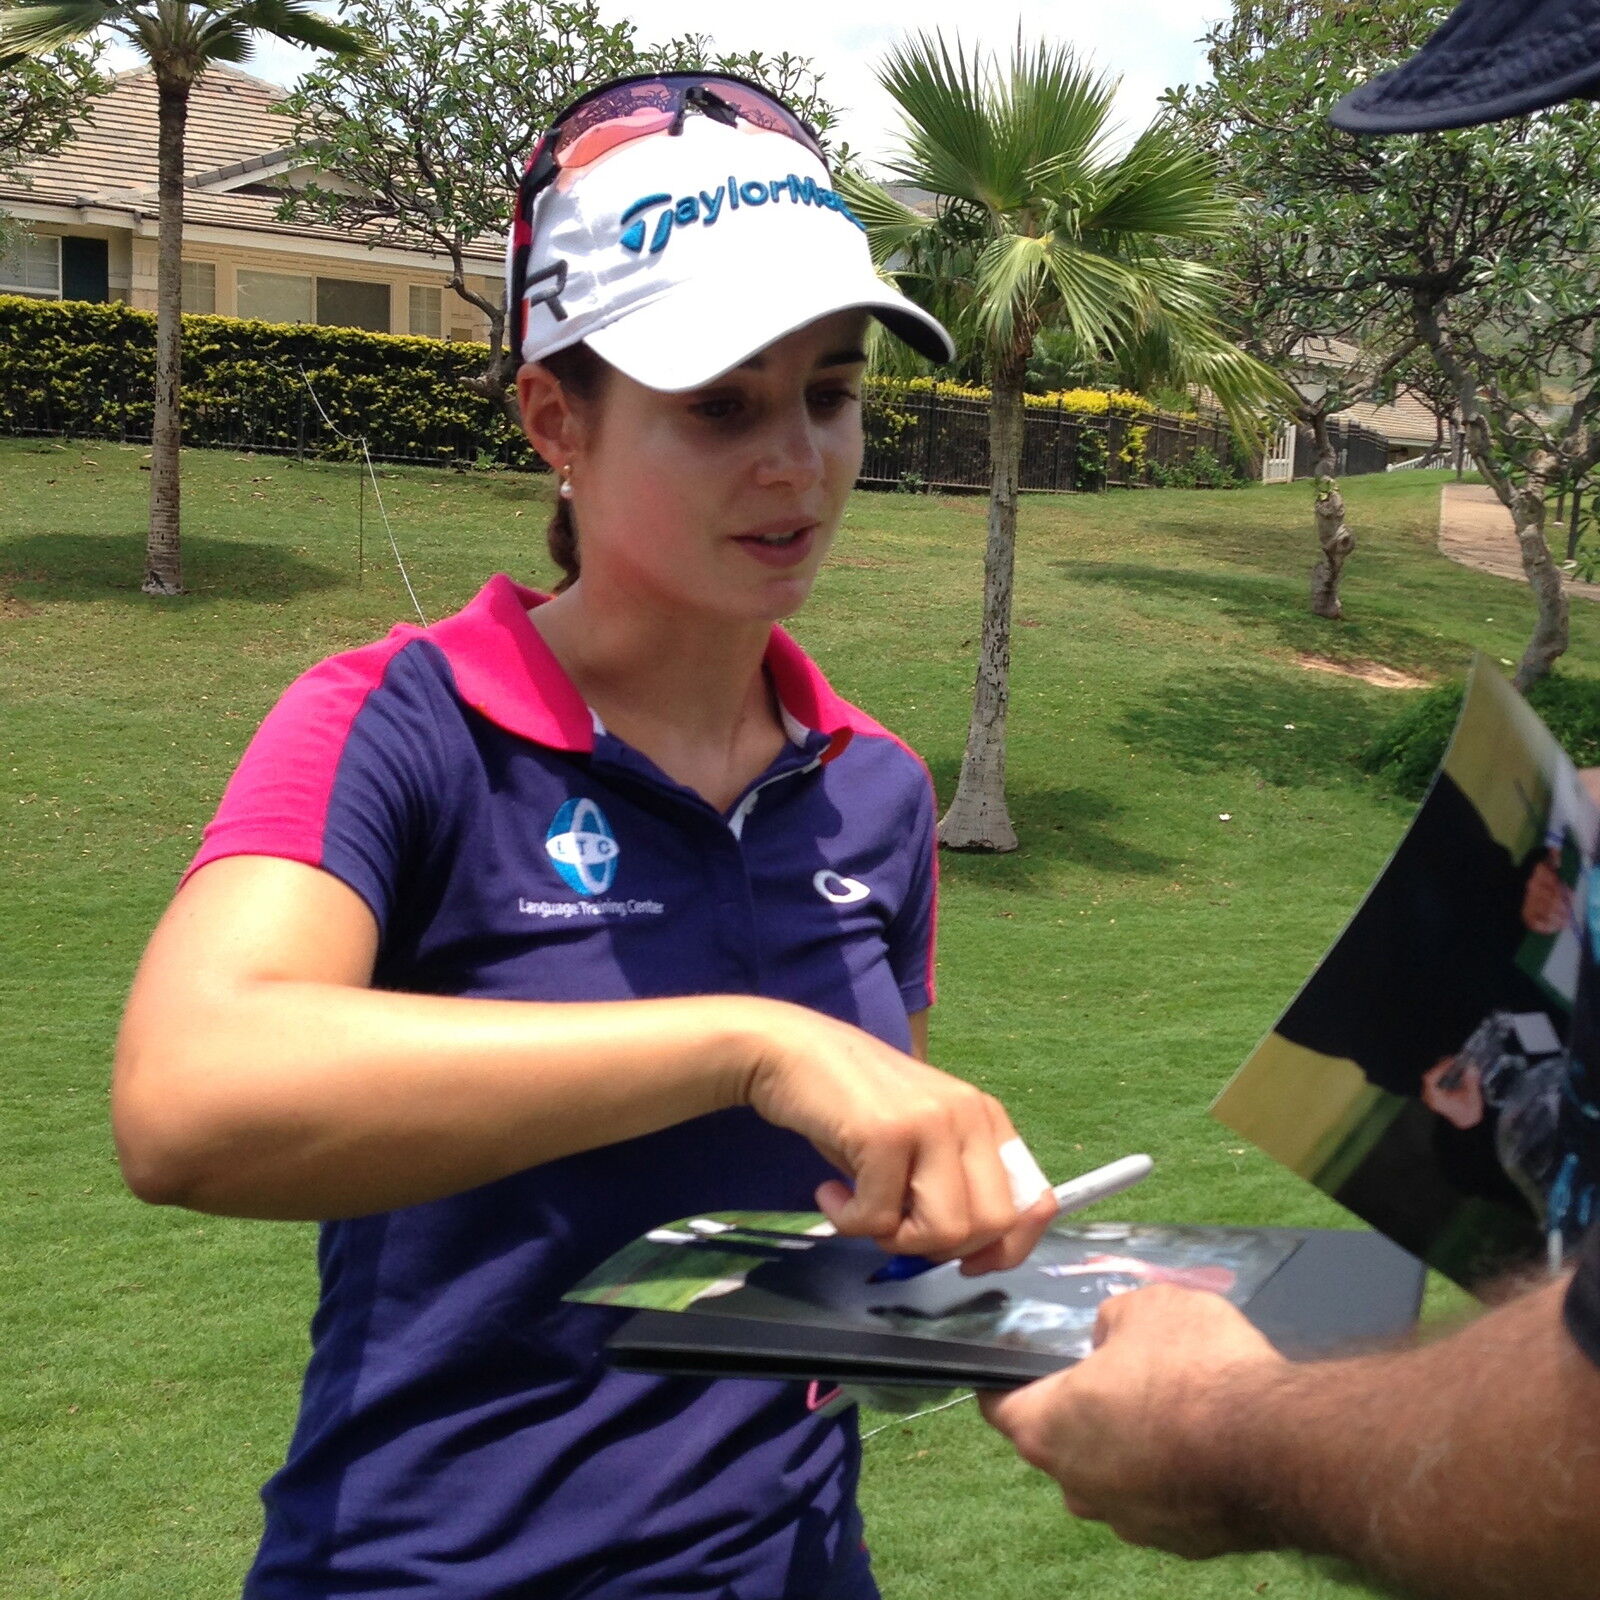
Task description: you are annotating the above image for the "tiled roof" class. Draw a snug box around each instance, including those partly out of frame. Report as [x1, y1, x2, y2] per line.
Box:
[0, 65, 502, 267]
[1289, 337, 1446, 445]
[1294, 334, 1362, 368]
[882, 182, 938, 216]
[1333, 390, 1444, 446]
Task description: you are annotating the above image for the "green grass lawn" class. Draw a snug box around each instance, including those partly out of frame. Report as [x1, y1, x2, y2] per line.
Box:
[3, 437, 1595, 1598]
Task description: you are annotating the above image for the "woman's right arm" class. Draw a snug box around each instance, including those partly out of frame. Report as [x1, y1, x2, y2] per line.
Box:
[114, 855, 1055, 1269]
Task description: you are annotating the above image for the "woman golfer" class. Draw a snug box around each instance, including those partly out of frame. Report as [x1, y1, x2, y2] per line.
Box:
[113, 73, 1055, 1599]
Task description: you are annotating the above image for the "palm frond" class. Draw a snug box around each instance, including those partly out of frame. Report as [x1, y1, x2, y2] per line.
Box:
[967, 230, 1132, 355]
[1003, 35, 1116, 203]
[232, 0, 369, 57]
[190, 11, 254, 62]
[968, 232, 1048, 348]
[834, 170, 932, 269]
[1036, 235, 1141, 355]
[0, 0, 120, 60]
[1136, 297, 1294, 432]
[1087, 121, 1233, 245]
[1123, 255, 1226, 320]
[877, 32, 1003, 210]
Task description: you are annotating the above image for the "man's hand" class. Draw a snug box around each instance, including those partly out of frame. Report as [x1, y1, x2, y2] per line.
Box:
[979, 1285, 1285, 1557]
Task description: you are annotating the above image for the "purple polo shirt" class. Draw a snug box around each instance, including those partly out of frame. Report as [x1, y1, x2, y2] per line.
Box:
[185, 575, 938, 1599]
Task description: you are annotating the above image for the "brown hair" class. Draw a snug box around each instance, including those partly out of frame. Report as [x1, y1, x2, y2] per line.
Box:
[538, 342, 611, 593]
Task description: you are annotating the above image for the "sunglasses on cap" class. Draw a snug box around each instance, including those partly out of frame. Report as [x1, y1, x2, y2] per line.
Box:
[509, 72, 828, 362]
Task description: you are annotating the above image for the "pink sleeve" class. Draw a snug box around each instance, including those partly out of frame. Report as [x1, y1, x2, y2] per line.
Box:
[181, 636, 415, 907]
[888, 755, 939, 1012]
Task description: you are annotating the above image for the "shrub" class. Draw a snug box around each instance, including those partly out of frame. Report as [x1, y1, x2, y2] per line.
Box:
[863, 373, 1164, 419]
[1360, 673, 1600, 798]
[1148, 445, 1248, 490]
[0, 294, 530, 467]
[1118, 422, 1151, 478]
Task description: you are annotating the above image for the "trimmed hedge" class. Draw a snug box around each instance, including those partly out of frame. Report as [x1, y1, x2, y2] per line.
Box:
[0, 295, 529, 466]
[0, 295, 1232, 487]
[1360, 673, 1600, 799]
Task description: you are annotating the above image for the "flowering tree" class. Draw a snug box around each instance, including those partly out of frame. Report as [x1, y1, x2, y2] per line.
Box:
[1169, 0, 1600, 685]
[0, 43, 109, 245]
[278, 0, 841, 417]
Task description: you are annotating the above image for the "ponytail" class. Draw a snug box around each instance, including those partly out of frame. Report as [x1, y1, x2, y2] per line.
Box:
[546, 495, 580, 594]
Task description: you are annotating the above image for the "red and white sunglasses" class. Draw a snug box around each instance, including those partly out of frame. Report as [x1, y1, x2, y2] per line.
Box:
[508, 72, 828, 360]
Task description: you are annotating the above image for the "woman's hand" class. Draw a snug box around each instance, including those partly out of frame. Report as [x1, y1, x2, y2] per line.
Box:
[1420, 1054, 1486, 1130]
[1522, 850, 1573, 936]
[736, 1001, 1058, 1273]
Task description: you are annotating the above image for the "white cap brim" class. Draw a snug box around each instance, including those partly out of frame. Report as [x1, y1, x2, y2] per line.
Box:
[585, 264, 954, 392]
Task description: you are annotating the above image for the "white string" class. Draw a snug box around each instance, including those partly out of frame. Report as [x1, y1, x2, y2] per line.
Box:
[860, 1390, 974, 1443]
[296, 365, 427, 626]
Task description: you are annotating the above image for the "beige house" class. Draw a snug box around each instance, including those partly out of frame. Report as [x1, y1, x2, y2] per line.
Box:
[0, 64, 502, 341]
[1298, 336, 1447, 459]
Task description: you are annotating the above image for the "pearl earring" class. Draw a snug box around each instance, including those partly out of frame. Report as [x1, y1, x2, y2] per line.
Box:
[558, 463, 574, 501]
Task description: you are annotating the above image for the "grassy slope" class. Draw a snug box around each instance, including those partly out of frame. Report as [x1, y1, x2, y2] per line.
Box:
[2, 438, 1594, 1597]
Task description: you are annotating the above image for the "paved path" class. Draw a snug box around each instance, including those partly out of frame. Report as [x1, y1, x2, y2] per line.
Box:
[1438, 482, 1600, 601]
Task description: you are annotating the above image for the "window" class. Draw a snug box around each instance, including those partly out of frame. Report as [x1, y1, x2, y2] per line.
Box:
[0, 234, 62, 297]
[408, 284, 442, 338]
[235, 267, 392, 331]
[182, 260, 217, 314]
[61, 237, 109, 302]
[317, 276, 390, 333]
[237, 268, 313, 324]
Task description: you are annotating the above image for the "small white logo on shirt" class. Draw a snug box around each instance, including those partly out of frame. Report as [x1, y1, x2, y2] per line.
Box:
[813, 869, 870, 905]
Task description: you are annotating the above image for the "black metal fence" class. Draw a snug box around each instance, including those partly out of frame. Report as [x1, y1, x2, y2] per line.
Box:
[858, 385, 1242, 492]
[1291, 416, 1392, 480]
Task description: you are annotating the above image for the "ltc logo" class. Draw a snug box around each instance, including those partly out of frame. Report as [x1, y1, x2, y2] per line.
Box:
[545, 797, 619, 897]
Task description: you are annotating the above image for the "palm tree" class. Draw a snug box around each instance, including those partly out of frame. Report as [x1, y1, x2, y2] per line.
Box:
[842, 35, 1288, 851]
[0, 0, 369, 594]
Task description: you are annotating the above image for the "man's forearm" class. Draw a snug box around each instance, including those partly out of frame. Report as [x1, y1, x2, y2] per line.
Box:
[1212, 1278, 1600, 1600]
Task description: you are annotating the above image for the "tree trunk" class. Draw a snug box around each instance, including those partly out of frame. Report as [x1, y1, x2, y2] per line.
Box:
[144, 75, 188, 597]
[452, 266, 522, 428]
[1507, 457, 1569, 691]
[1414, 299, 1569, 687]
[938, 339, 1026, 853]
[1306, 413, 1352, 620]
[460, 341, 523, 428]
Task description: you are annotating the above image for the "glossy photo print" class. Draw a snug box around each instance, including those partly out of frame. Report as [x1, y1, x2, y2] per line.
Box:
[1214, 659, 1600, 1290]
[567, 1210, 1298, 1366]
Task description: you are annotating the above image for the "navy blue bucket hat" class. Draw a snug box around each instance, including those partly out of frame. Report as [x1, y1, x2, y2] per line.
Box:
[1332, 0, 1600, 133]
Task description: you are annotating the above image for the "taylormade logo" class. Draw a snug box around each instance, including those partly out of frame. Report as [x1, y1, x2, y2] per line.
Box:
[619, 174, 866, 256]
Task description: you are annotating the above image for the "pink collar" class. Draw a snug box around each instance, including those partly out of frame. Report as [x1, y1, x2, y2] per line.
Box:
[409, 574, 876, 758]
